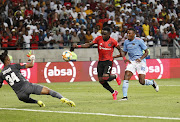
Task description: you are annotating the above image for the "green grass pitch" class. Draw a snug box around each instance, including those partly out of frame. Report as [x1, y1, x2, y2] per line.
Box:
[0, 78, 180, 122]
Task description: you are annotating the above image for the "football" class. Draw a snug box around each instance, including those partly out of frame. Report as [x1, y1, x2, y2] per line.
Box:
[62, 50, 72, 61]
[30, 55, 35, 60]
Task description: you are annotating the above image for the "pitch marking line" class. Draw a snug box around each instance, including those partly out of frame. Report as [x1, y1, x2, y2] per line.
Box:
[0, 108, 180, 120]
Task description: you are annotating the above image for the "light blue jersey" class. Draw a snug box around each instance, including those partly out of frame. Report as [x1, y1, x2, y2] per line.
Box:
[123, 37, 147, 62]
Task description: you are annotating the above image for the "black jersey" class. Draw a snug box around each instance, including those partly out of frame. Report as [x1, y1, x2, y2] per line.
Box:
[0, 64, 29, 92]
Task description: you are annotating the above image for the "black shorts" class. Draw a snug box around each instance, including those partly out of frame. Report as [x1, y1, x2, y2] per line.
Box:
[16, 82, 43, 99]
[97, 60, 112, 77]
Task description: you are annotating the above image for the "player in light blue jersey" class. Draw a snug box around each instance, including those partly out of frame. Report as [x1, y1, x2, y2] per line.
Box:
[114, 28, 159, 101]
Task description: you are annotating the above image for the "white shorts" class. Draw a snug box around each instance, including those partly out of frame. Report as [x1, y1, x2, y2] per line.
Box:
[125, 61, 146, 75]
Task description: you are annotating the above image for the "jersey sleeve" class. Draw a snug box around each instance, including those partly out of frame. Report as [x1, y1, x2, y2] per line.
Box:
[139, 39, 147, 50]
[92, 36, 100, 44]
[14, 64, 26, 70]
[123, 40, 128, 52]
[113, 39, 119, 47]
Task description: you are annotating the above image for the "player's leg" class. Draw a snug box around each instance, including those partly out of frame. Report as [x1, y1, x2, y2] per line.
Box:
[105, 73, 121, 85]
[17, 92, 38, 104]
[120, 63, 135, 101]
[15, 84, 45, 107]
[137, 62, 159, 92]
[31, 83, 75, 107]
[99, 61, 114, 94]
[105, 61, 121, 85]
[103, 61, 119, 100]
[98, 61, 118, 100]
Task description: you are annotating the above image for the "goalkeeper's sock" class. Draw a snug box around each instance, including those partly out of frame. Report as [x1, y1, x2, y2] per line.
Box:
[101, 81, 114, 93]
[49, 90, 63, 99]
[145, 79, 153, 85]
[122, 80, 129, 97]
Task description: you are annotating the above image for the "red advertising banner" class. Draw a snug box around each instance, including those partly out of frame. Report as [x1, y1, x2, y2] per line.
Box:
[1, 59, 180, 84]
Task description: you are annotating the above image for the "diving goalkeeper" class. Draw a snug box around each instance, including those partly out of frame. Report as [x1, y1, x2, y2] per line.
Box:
[0, 50, 75, 107]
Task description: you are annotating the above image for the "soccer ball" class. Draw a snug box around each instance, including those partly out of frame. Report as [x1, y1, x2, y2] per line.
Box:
[62, 50, 72, 61]
[29, 55, 35, 60]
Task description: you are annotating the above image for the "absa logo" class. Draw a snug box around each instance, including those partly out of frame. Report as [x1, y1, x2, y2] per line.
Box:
[44, 62, 76, 83]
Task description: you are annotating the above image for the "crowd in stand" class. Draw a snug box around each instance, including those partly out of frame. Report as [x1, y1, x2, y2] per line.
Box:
[0, 0, 179, 50]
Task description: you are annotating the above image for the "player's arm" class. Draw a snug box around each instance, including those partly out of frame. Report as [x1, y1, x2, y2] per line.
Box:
[73, 41, 94, 48]
[26, 51, 35, 68]
[136, 49, 148, 62]
[114, 45, 130, 63]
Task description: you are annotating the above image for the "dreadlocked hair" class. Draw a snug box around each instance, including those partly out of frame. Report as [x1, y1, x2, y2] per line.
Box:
[0, 50, 8, 64]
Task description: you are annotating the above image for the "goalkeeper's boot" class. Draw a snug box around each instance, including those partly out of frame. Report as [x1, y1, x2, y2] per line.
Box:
[37, 100, 45, 107]
[112, 90, 118, 100]
[61, 98, 76, 107]
[152, 80, 159, 92]
[115, 73, 121, 85]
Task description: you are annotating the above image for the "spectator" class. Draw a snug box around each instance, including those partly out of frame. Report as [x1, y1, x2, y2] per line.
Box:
[142, 20, 150, 36]
[146, 32, 155, 47]
[9, 29, 18, 50]
[85, 30, 93, 43]
[134, 20, 143, 36]
[44, 32, 54, 49]
[78, 29, 86, 44]
[31, 30, 39, 49]
[110, 28, 119, 41]
[91, 28, 101, 39]
[63, 29, 72, 47]
[23, 31, 32, 49]
[16, 33, 24, 50]
[161, 28, 169, 46]
[71, 31, 80, 45]
[38, 30, 46, 49]
[85, 4, 93, 16]
[24, 6, 34, 18]
[0, 32, 9, 50]
[53, 30, 63, 49]
[70, 7, 78, 19]
[75, 3, 81, 12]
[168, 27, 178, 46]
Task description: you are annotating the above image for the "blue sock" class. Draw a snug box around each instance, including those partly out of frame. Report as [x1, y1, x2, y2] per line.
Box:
[122, 80, 129, 97]
[145, 79, 153, 85]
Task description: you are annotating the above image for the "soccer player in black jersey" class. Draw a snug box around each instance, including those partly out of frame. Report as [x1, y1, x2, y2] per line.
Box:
[0, 50, 75, 107]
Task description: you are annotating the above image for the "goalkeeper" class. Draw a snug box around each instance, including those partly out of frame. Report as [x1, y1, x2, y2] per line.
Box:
[0, 50, 75, 107]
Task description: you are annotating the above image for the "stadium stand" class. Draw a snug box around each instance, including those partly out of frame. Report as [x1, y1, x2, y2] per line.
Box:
[0, 0, 179, 56]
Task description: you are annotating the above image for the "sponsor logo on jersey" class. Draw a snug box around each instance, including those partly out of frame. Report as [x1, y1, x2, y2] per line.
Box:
[99, 46, 111, 50]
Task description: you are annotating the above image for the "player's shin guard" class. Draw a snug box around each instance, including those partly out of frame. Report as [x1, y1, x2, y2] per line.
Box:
[122, 80, 129, 97]
[49, 90, 63, 99]
[145, 79, 153, 85]
[100, 81, 114, 93]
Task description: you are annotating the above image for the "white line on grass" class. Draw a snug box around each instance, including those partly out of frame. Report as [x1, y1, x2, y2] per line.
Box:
[0, 108, 180, 120]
